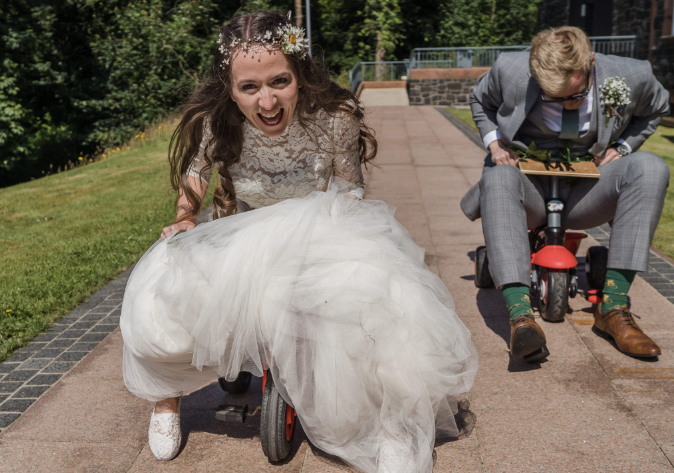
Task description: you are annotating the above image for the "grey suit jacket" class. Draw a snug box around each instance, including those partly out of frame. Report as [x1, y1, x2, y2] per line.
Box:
[469, 51, 670, 157]
[461, 51, 670, 221]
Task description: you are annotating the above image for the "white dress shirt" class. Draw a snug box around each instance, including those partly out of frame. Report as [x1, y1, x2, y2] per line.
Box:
[482, 82, 631, 154]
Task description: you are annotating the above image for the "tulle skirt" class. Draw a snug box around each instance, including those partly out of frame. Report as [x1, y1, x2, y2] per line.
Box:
[121, 179, 478, 473]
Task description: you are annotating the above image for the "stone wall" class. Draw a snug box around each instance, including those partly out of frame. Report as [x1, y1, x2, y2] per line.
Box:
[406, 68, 490, 106]
[611, 0, 651, 59]
[652, 42, 674, 99]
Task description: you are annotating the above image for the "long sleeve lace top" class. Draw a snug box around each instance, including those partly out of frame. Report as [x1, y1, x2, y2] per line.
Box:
[186, 108, 365, 210]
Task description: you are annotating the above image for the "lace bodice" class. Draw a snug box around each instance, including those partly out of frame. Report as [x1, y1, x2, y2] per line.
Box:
[187, 108, 365, 209]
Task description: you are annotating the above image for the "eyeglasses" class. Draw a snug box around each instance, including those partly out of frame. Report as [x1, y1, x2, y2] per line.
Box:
[541, 73, 592, 103]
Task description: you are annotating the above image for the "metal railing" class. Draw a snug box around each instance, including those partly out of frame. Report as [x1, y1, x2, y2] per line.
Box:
[408, 36, 638, 70]
[349, 60, 409, 93]
[349, 36, 638, 90]
[589, 35, 639, 57]
[409, 45, 530, 69]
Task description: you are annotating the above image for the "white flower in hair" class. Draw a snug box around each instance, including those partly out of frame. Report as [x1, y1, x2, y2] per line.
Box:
[216, 22, 309, 68]
[280, 25, 309, 58]
[599, 77, 631, 125]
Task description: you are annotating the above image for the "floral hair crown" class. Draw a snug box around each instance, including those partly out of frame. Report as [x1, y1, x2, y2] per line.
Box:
[217, 20, 309, 68]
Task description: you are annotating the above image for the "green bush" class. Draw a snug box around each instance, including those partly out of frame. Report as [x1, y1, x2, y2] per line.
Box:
[0, 0, 219, 188]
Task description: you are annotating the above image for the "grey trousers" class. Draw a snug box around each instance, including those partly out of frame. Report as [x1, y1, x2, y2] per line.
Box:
[460, 152, 670, 287]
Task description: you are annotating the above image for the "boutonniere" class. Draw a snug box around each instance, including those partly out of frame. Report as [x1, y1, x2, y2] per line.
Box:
[599, 77, 631, 126]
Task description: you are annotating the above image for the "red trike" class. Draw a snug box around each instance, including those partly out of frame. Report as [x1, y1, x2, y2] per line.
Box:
[474, 174, 608, 322]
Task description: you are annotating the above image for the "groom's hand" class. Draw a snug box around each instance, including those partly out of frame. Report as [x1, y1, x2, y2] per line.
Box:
[489, 139, 519, 167]
[593, 147, 621, 166]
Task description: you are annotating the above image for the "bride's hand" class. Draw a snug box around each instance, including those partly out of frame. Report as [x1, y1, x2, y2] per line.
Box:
[161, 221, 196, 240]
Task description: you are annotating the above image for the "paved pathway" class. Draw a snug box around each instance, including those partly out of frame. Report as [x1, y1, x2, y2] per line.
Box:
[1, 106, 673, 472]
[359, 88, 410, 107]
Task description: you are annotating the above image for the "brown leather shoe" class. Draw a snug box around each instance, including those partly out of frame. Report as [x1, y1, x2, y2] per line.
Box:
[593, 307, 661, 357]
[510, 314, 548, 360]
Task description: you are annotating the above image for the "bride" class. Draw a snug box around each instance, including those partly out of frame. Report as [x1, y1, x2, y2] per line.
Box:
[120, 11, 478, 473]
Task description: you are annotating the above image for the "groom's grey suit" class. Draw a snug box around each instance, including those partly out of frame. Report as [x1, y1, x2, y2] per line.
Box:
[461, 51, 671, 288]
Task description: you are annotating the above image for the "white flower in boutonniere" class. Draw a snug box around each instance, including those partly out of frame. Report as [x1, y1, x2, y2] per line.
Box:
[599, 77, 631, 126]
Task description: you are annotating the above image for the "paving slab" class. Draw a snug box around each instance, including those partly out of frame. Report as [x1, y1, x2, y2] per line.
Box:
[359, 88, 409, 107]
[1, 106, 673, 472]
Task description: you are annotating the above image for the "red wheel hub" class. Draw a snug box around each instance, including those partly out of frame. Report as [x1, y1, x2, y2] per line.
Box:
[286, 405, 296, 441]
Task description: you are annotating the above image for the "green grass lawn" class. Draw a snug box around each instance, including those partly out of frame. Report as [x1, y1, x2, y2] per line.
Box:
[0, 130, 214, 361]
[446, 107, 674, 260]
[642, 126, 674, 259]
[446, 108, 478, 134]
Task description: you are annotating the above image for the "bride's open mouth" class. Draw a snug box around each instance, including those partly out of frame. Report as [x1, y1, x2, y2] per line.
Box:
[258, 109, 283, 126]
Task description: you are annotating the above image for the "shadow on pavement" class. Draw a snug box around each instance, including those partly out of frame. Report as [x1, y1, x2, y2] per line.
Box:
[435, 396, 477, 448]
[173, 372, 479, 468]
[467, 250, 546, 372]
[466, 249, 509, 345]
[178, 377, 307, 465]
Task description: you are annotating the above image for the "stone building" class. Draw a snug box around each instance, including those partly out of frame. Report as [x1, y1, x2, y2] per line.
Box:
[538, 0, 673, 110]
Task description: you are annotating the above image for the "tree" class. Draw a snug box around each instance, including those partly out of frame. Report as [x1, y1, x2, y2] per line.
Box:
[0, 0, 223, 187]
[434, 0, 538, 47]
[360, 0, 404, 62]
[295, 0, 303, 27]
[0, 1, 103, 186]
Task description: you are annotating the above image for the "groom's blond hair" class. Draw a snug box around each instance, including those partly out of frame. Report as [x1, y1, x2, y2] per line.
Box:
[529, 26, 594, 95]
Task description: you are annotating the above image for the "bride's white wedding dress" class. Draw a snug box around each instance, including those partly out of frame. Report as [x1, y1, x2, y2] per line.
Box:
[121, 109, 478, 473]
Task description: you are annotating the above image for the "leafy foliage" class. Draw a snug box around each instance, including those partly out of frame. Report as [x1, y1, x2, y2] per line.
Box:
[511, 140, 595, 163]
[359, 0, 404, 61]
[313, 0, 369, 71]
[1, 0, 538, 188]
[0, 0, 227, 188]
[434, 0, 538, 47]
[85, 1, 218, 147]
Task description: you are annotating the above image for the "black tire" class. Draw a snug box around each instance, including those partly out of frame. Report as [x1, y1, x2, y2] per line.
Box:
[475, 246, 495, 288]
[260, 373, 293, 462]
[218, 372, 252, 394]
[538, 268, 569, 322]
[586, 246, 609, 290]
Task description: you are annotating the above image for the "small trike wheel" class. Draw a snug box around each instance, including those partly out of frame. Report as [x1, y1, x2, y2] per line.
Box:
[218, 372, 252, 394]
[260, 372, 295, 462]
[585, 246, 608, 290]
[538, 268, 569, 322]
[475, 246, 495, 288]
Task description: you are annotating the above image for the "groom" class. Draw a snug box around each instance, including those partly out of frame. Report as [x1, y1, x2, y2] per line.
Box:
[461, 26, 670, 361]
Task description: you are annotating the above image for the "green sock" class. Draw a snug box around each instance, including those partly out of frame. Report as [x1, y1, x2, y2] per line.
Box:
[501, 283, 534, 321]
[600, 268, 636, 314]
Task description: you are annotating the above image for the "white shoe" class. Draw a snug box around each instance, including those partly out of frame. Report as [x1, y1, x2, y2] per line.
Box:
[377, 441, 415, 473]
[148, 398, 182, 461]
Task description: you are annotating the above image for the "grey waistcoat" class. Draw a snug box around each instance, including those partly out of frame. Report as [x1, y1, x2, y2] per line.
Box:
[515, 98, 598, 156]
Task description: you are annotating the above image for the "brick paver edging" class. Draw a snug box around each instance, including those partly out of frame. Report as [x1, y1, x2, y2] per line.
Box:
[439, 107, 674, 303]
[435, 107, 485, 150]
[0, 267, 131, 431]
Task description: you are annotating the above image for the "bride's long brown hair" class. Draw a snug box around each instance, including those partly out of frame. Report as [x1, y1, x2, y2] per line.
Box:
[169, 11, 377, 222]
